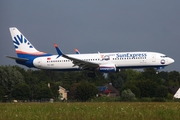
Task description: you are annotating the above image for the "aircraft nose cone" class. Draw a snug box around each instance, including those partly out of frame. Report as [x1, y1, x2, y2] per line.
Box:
[169, 58, 175, 64]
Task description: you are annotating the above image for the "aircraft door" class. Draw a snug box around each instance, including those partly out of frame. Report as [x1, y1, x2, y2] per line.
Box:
[37, 58, 42, 67]
[152, 54, 156, 62]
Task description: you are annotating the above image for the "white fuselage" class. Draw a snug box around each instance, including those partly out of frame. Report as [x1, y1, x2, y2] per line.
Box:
[8, 27, 175, 72]
[33, 51, 174, 71]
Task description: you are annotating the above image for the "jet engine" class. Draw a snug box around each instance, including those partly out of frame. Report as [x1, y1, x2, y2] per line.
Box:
[99, 63, 116, 73]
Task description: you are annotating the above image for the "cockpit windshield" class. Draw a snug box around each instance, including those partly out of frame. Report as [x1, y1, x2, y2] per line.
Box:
[160, 55, 168, 58]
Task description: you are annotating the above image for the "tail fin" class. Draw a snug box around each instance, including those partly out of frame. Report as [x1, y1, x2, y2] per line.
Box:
[9, 27, 49, 58]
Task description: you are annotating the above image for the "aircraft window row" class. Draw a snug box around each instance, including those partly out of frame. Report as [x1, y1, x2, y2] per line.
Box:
[47, 60, 72, 63]
[47, 58, 101, 63]
[83, 59, 100, 61]
[46, 57, 147, 63]
[113, 57, 146, 60]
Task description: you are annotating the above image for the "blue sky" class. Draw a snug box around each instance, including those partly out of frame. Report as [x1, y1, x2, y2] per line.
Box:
[0, 1, 179, 71]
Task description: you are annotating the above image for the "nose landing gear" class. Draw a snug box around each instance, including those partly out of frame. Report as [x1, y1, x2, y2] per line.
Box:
[156, 66, 165, 74]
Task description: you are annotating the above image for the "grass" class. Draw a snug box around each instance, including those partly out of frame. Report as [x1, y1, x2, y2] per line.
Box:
[0, 102, 180, 120]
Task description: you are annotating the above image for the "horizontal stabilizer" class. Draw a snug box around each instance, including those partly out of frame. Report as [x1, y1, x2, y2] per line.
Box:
[6, 56, 28, 61]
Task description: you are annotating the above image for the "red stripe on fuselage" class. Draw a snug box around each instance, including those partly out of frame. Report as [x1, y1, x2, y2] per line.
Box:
[16, 50, 47, 55]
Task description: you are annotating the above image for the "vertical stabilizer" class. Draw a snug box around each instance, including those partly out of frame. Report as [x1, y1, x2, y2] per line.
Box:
[9, 27, 48, 58]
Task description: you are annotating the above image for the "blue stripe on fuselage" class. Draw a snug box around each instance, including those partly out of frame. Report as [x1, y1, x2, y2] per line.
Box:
[16, 53, 52, 68]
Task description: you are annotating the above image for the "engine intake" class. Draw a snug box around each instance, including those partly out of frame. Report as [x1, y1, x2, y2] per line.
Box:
[99, 63, 116, 73]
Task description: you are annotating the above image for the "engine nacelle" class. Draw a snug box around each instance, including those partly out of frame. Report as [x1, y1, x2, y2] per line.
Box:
[99, 63, 116, 73]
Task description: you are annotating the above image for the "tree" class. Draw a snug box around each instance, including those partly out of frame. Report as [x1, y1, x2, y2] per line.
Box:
[39, 86, 53, 99]
[107, 73, 124, 90]
[0, 66, 24, 99]
[137, 80, 158, 98]
[75, 82, 98, 101]
[156, 85, 168, 98]
[0, 86, 5, 101]
[49, 82, 59, 100]
[142, 68, 160, 82]
[69, 83, 80, 100]
[168, 71, 180, 86]
[121, 89, 136, 101]
[38, 82, 53, 99]
[29, 84, 41, 100]
[125, 69, 143, 81]
[121, 82, 140, 98]
[12, 83, 30, 101]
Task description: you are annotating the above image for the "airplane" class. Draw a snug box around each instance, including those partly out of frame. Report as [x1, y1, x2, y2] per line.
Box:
[7, 27, 174, 77]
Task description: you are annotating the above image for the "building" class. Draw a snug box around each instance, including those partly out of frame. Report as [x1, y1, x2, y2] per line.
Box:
[58, 86, 68, 100]
[98, 83, 119, 97]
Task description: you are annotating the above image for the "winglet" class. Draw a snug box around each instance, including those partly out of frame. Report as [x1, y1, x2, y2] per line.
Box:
[54, 43, 63, 58]
[74, 48, 80, 54]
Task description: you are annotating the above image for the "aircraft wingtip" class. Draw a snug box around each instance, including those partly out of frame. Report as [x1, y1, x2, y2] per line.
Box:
[54, 43, 58, 47]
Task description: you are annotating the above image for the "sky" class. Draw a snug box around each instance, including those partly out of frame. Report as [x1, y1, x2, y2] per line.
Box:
[0, 1, 180, 71]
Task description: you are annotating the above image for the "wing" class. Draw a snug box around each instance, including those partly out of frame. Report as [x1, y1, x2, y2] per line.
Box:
[54, 44, 99, 70]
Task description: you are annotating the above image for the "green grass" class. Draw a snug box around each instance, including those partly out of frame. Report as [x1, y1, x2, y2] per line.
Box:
[0, 102, 180, 120]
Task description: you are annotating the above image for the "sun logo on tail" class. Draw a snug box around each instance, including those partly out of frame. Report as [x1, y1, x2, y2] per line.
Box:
[12, 34, 39, 53]
[13, 34, 34, 49]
